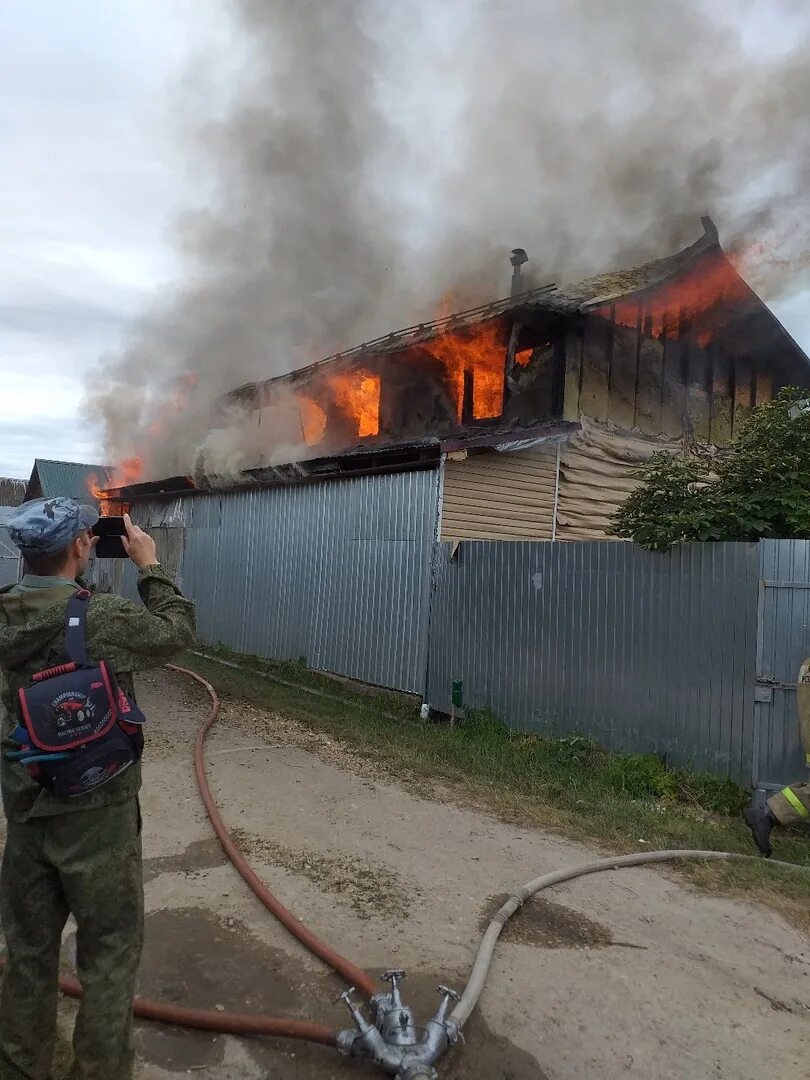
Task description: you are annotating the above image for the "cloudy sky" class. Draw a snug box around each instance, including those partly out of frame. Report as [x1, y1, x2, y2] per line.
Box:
[0, 0, 213, 478]
[1, 1, 808, 481]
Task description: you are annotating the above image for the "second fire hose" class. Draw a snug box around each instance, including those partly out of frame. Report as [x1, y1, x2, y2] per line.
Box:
[13, 663, 803, 1075]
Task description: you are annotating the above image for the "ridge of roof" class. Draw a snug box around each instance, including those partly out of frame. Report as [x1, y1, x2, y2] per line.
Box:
[226, 218, 724, 402]
[34, 458, 112, 470]
[555, 216, 721, 313]
[26, 459, 114, 502]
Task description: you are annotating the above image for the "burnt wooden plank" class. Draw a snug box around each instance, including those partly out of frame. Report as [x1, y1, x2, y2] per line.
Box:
[686, 340, 712, 442]
[635, 312, 664, 434]
[579, 312, 612, 421]
[562, 324, 585, 420]
[504, 321, 522, 384]
[551, 337, 566, 416]
[754, 363, 774, 406]
[608, 313, 639, 429]
[732, 357, 753, 437]
[461, 366, 475, 423]
[710, 348, 733, 444]
[660, 317, 686, 436]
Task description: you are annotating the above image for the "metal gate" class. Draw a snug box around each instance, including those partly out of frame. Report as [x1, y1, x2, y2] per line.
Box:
[754, 540, 810, 790]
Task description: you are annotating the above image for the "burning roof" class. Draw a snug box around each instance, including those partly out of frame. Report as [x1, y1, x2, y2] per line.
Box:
[224, 218, 725, 412]
[107, 217, 810, 500]
[225, 281, 558, 406]
[227, 218, 805, 408]
[212, 219, 805, 463]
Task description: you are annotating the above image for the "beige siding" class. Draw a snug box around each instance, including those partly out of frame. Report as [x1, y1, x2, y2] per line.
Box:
[555, 420, 682, 540]
[440, 422, 686, 542]
[440, 446, 558, 541]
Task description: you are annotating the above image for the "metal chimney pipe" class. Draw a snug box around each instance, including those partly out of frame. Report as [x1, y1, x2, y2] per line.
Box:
[510, 248, 528, 297]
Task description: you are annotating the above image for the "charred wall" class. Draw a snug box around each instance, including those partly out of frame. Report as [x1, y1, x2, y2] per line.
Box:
[562, 280, 810, 444]
[257, 311, 567, 457]
[232, 254, 810, 461]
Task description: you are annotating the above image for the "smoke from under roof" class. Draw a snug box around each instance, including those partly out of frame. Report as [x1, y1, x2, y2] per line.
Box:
[86, 0, 810, 481]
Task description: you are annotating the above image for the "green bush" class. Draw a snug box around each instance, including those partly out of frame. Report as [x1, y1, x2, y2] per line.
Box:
[615, 387, 810, 550]
[601, 752, 677, 800]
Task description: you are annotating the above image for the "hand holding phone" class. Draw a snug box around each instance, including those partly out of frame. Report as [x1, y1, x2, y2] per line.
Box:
[92, 514, 158, 567]
[121, 514, 159, 570]
[91, 516, 127, 559]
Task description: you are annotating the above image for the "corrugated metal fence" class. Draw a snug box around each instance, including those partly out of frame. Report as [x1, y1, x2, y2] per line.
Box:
[110, 470, 810, 787]
[754, 540, 810, 791]
[426, 541, 761, 783]
[130, 469, 438, 695]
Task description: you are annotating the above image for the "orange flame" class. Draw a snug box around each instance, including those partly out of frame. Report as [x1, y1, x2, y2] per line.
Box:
[87, 457, 143, 515]
[110, 457, 144, 488]
[602, 252, 751, 348]
[299, 397, 327, 445]
[426, 320, 505, 420]
[326, 371, 381, 438]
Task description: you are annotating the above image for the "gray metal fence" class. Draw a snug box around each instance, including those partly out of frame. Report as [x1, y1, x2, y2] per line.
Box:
[106, 471, 810, 788]
[426, 540, 762, 783]
[130, 469, 439, 695]
[754, 540, 810, 791]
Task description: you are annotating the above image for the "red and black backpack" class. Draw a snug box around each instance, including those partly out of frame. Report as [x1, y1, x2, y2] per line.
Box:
[7, 590, 146, 798]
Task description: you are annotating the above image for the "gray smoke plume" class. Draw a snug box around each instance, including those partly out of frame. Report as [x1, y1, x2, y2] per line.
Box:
[87, 0, 810, 481]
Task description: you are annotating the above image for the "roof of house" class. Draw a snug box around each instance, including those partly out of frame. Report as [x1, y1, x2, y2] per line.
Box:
[546, 216, 722, 313]
[226, 215, 804, 404]
[226, 281, 560, 401]
[25, 459, 112, 502]
[113, 419, 582, 502]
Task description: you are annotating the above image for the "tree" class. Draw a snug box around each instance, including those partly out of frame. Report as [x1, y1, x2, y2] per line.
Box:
[614, 387, 810, 551]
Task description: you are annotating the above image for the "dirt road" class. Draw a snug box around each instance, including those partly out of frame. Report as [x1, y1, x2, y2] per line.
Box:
[10, 668, 810, 1079]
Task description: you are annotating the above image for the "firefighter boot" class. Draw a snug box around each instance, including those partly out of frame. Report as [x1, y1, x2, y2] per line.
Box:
[744, 804, 777, 857]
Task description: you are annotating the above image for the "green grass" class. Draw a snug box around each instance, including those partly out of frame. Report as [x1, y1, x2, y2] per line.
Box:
[179, 644, 810, 932]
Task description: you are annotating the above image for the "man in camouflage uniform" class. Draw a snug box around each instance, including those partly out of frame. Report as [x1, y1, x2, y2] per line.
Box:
[745, 658, 810, 856]
[0, 498, 195, 1079]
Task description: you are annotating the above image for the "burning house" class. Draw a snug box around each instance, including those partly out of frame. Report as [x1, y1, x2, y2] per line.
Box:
[97, 219, 810, 784]
[170, 216, 810, 541]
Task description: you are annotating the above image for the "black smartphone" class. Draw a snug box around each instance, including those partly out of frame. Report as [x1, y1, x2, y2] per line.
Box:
[92, 516, 128, 559]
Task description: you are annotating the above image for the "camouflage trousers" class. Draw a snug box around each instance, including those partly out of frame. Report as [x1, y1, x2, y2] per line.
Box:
[0, 799, 144, 1079]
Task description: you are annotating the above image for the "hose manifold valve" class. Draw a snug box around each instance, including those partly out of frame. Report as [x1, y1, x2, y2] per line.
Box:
[337, 970, 460, 1078]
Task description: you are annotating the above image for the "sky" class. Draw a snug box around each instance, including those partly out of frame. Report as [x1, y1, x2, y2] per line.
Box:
[1, 0, 808, 481]
[0, 0, 209, 478]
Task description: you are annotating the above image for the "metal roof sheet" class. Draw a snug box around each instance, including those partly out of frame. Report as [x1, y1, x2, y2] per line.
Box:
[26, 459, 112, 501]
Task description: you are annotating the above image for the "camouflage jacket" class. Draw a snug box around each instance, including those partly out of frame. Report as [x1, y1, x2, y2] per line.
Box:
[0, 564, 196, 822]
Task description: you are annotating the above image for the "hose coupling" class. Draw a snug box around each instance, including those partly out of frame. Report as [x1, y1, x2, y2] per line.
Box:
[337, 986, 372, 1035]
[336, 972, 459, 1076]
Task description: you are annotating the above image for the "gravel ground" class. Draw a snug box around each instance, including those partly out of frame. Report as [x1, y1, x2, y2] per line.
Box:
[4, 667, 808, 1079]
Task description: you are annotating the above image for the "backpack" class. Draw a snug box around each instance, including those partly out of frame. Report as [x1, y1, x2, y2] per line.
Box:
[6, 590, 146, 798]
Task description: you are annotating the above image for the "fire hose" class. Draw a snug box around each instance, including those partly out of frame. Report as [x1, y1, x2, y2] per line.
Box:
[5, 662, 806, 1077]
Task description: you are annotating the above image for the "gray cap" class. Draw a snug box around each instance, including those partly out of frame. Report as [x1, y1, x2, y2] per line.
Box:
[7, 498, 99, 555]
